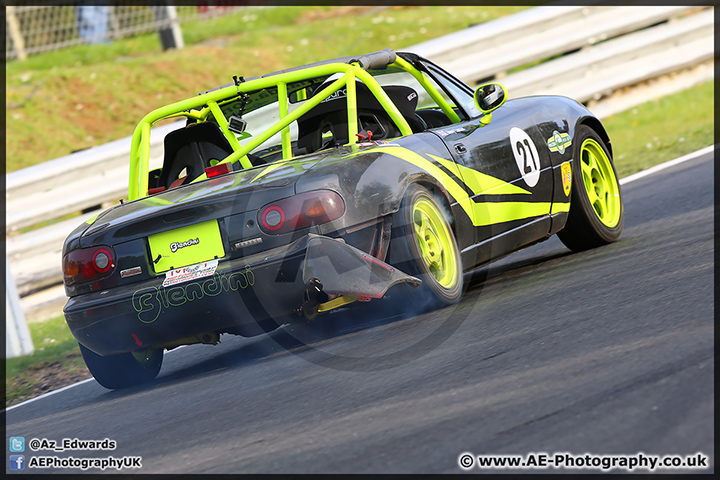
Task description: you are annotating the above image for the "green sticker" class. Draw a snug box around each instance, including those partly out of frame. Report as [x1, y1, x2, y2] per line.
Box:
[547, 130, 572, 155]
[132, 266, 255, 323]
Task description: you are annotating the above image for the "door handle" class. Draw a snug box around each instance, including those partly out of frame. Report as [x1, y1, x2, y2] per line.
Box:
[454, 143, 467, 154]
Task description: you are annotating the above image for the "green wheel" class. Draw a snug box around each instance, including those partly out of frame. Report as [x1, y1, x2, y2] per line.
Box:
[387, 184, 463, 309]
[558, 125, 624, 251]
[79, 343, 163, 390]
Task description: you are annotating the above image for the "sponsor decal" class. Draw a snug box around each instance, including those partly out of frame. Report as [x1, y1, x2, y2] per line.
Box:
[170, 237, 199, 253]
[162, 259, 218, 287]
[120, 266, 142, 278]
[547, 130, 572, 155]
[358, 140, 400, 148]
[509, 127, 541, 187]
[436, 126, 468, 137]
[320, 88, 347, 103]
[561, 161, 572, 196]
[132, 266, 255, 323]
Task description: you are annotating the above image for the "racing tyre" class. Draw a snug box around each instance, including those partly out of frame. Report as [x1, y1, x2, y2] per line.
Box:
[387, 184, 463, 310]
[79, 343, 163, 390]
[558, 126, 624, 251]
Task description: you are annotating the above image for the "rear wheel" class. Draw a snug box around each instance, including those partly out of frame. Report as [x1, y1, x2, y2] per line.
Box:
[79, 344, 163, 390]
[558, 126, 624, 251]
[386, 184, 463, 310]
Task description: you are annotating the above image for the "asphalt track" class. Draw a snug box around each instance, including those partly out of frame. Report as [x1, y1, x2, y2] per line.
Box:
[5, 149, 714, 474]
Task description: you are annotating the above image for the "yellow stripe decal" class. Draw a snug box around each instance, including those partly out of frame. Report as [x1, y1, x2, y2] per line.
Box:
[372, 146, 557, 226]
[551, 202, 570, 215]
[428, 154, 531, 196]
[250, 160, 292, 183]
[472, 202, 552, 226]
[371, 146, 477, 224]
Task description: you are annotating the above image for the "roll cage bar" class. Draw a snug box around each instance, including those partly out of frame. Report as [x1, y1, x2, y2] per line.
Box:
[128, 49, 461, 201]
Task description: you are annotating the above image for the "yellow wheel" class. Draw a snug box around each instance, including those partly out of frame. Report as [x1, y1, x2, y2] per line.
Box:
[387, 184, 463, 309]
[558, 126, 624, 251]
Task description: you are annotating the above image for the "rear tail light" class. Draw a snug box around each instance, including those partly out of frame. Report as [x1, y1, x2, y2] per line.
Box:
[63, 246, 116, 285]
[258, 190, 345, 234]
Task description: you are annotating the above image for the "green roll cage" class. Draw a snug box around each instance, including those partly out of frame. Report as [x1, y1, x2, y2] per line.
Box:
[128, 51, 461, 201]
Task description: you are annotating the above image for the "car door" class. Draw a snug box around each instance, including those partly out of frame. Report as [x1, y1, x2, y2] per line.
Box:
[423, 66, 555, 266]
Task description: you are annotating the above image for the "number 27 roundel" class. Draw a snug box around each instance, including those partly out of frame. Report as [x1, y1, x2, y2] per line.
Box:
[509, 127, 540, 188]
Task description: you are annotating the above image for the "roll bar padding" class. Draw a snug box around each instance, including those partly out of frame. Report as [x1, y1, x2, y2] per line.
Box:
[354, 49, 397, 70]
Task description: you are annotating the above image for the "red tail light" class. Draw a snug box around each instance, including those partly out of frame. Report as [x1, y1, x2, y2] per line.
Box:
[63, 246, 116, 285]
[258, 191, 345, 235]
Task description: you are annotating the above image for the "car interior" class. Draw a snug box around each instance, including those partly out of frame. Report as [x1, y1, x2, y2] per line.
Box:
[150, 122, 234, 192]
[295, 82, 428, 155]
[152, 76, 460, 192]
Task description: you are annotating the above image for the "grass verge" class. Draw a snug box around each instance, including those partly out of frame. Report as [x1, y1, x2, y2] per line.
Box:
[6, 315, 91, 408]
[602, 81, 714, 179]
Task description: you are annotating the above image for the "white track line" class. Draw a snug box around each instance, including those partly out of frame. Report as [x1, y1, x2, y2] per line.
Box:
[5, 145, 714, 414]
[5, 378, 95, 412]
[4, 346, 188, 414]
[620, 144, 715, 185]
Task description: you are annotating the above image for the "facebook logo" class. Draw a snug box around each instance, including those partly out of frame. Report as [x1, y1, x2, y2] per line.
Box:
[9, 455, 25, 470]
[9, 437, 25, 452]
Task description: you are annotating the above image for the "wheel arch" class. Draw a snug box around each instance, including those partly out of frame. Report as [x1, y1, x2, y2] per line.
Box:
[403, 178, 459, 238]
[578, 116, 613, 158]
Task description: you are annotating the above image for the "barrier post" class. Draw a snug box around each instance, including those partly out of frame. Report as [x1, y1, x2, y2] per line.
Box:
[7, 6, 28, 61]
[153, 4, 184, 51]
[6, 253, 34, 358]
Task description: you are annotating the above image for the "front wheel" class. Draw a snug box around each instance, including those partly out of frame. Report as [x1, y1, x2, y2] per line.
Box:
[386, 184, 463, 310]
[79, 344, 163, 390]
[558, 125, 624, 251]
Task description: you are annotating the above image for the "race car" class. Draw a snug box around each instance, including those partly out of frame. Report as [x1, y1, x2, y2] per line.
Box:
[62, 48, 624, 389]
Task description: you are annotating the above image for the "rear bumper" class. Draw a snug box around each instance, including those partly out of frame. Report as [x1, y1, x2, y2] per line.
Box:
[65, 234, 420, 355]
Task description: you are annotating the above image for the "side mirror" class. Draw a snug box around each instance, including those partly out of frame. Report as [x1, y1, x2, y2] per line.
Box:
[474, 83, 507, 115]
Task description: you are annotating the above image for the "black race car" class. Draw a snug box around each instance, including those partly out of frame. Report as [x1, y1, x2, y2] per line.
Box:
[62, 49, 623, 389]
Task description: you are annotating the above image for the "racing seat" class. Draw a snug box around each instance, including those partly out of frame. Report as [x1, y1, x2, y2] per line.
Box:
[296, 83, 427, 154]
[381, 85, 427, 133]
[157, 122, 234, 189]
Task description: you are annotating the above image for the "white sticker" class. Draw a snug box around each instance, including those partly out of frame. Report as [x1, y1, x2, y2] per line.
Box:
[120, 266, 142, 278]
[509, 127, 541, 187]
[162, 260, 218, 287]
